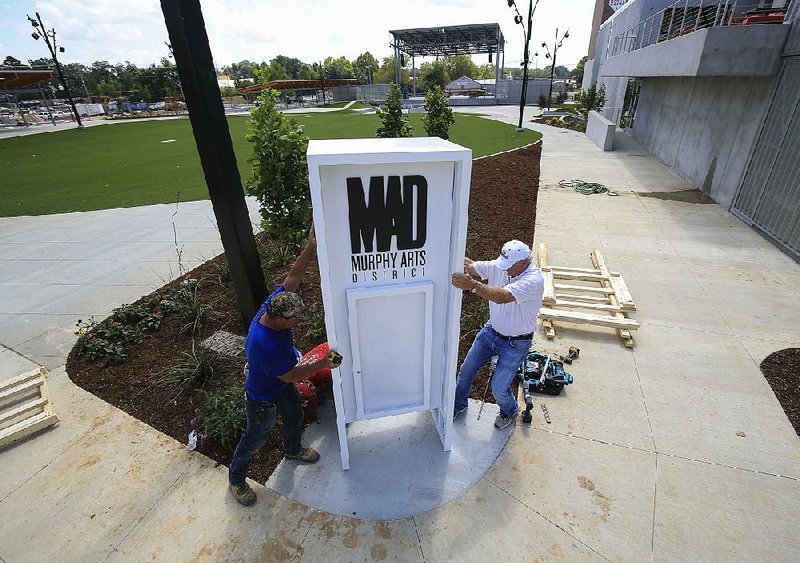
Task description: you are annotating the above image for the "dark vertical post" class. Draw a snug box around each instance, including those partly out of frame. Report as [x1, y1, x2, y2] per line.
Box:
[34, 12, 83, 128]
[517, 0, 534, 130]
[161, 0, 267, 321]
[547, 28, 558, 109]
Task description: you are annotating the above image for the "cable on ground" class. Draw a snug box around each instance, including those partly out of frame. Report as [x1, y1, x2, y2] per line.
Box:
[558, 179, 619, 196]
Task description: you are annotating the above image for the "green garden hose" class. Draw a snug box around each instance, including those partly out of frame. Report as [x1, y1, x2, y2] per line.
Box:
[558, 179, 619, 196]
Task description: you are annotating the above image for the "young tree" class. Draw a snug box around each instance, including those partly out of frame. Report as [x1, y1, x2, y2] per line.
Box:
[246, 90, 311, 244]
[577, 82, 606, 116]
[376, 83, 411, 138]
[423, 86, 455, 140]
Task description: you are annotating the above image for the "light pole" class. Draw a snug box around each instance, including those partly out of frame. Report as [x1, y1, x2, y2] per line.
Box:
[541, 28, 569, 110]
[506, 0, 540, 131]
[26, 12, 84, 128]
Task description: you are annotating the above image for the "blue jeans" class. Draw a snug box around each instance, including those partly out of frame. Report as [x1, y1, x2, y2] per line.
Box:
[228, 383, 303, 485]
[454, 325, 531, 417]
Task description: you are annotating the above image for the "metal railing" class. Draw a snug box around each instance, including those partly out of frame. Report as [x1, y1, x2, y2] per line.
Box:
[608, 0, 780, 58]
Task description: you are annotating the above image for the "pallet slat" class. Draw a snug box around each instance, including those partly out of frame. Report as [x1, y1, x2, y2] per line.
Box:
[609, 273, 636, 311]
[0, 378, 43, 408]
[591, 248, 635, 347]
[542, 268, 556, 305]
[539, 307, 640, 330]
[553, 299, 622, 312]
[554, 292, 610, 304]
[0, 397, 46, 426]
[553, 283, 614, 294]
[0, 412, 59, 449]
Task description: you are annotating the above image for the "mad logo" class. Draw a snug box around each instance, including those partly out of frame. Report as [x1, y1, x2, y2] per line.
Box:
[347, 175, 428, 283]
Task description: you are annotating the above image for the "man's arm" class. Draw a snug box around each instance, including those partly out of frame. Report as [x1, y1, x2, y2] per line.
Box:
[283, 225, 316, 292]
[277, 357, 336, 383]
[451, 273, 515, 304]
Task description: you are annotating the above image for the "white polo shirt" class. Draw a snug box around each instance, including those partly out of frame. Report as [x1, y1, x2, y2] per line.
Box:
[472, 260, 544, 337]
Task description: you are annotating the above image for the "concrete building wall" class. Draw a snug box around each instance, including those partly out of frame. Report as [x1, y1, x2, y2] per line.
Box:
[632, 75, 774, 208]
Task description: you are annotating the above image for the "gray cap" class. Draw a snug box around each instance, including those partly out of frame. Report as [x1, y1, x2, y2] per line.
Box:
[267, 292, 309, 319]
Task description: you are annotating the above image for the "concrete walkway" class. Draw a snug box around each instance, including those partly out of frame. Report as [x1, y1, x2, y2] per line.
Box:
[2, 108, 800, 562]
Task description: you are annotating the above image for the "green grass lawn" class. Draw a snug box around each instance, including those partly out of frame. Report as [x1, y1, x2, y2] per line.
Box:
[0, 111, 540, 217]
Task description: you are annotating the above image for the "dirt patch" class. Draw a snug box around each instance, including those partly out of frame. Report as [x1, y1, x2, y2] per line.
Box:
[66, 143, 542, 483]
[636, 189, 715, 204]
[760, 348, 800, 435]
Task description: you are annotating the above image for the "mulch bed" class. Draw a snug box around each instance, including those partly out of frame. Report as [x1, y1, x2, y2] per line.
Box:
[532, 116, 586, 133]
[66, 142, 542, 483]
[760, 348, 800, 436]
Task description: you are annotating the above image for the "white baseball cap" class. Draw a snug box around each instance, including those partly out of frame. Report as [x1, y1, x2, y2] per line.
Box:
[496, 240, 531, 270]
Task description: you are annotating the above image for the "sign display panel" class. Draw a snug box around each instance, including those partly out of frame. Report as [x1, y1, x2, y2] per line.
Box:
[307, 138, 471, 469]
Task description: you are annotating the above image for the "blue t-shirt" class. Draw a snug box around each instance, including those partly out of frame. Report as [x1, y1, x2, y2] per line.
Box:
[244, 285, 299, 401]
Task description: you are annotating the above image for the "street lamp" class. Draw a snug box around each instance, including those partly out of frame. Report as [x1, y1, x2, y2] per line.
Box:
[506, 0, 540, 131]
[26, 12, 84, 129]
[541, 28, 569, 110]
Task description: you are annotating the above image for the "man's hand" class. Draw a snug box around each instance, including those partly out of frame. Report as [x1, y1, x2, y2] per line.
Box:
[307, 223, 316, 249]
[452, 272, 477, 291]
[464, 257, 478, 278]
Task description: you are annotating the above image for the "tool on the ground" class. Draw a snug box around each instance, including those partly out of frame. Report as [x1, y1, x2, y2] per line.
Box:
[541, 403, 552, 424]
[559, 346, 580, 365]
[558, 179, 619, 196]
[477, 356, 498, 421]
[326, 351, 343, 367]
[517, 350, 574, 424]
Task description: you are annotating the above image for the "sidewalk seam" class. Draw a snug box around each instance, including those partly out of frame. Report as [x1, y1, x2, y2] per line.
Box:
[484, 477, 612, 562]
[291, 516, 316, 562]
[101, 460, 196, 562]
[529, 426, 799, 480]
[411, 515, 426, 562]
[651, 453, 659, 561]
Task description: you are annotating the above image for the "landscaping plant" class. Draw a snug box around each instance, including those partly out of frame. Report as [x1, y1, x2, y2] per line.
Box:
[538, 93, 548, 109]
[202, 379, 248, 451]
[577, 82, 607, 117]
[246, 89, 312, 245]
[376, 83, 412, 138]
[423, 85, 455, 140]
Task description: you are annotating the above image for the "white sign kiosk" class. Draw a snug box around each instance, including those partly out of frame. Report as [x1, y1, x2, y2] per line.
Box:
[307, 137, 472, 470]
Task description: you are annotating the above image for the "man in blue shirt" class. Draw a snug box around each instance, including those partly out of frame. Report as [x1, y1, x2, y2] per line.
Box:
[229, 227, 336, 506]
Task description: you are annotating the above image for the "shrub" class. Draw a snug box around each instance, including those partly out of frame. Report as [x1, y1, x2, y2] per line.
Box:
[154, 347, 219, 399]
[203, 379, 247, 451]
[538, 93, 548, 109]
[422, 86, 455, 140]
[246, 89, 311, 245]
[172, 279, 220, 335]
[556, 91, 568, 104]
[578, 82, 606, 117]
[376, 83, 412, 138]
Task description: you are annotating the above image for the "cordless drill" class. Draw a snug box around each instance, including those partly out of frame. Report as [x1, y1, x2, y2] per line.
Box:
[326, 351, 343, 367]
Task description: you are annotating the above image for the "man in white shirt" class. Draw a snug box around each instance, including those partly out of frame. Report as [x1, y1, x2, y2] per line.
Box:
[451, 240, 544, 428]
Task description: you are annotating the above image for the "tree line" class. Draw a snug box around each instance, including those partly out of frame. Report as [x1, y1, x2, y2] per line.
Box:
[2, 50, 588, 103]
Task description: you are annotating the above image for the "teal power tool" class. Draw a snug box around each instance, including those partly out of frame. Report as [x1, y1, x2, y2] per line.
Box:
[517, 351, 574, 424]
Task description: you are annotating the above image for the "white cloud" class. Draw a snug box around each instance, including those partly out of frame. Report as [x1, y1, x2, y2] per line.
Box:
[3, 0, 593, 69]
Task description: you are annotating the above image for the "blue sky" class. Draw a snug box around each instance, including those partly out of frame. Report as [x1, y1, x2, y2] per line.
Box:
[1, 0, 594, 70]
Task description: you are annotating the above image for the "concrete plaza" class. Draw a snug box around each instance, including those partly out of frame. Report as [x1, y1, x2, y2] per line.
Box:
[1, 107, 799, 561]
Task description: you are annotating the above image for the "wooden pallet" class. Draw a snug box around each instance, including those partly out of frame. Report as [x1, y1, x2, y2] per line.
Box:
[0, 367, 59, 449]
[537, 243, 639, 347]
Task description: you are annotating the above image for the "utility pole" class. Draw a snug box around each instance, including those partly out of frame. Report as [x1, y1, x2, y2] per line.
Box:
[27, 12, 84, 128]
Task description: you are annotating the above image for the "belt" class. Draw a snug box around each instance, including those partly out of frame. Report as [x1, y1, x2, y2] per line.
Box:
[490, 326, 533, 341]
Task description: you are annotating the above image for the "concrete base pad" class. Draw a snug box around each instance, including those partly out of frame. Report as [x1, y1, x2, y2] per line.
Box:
[266, 398, 513, 520]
